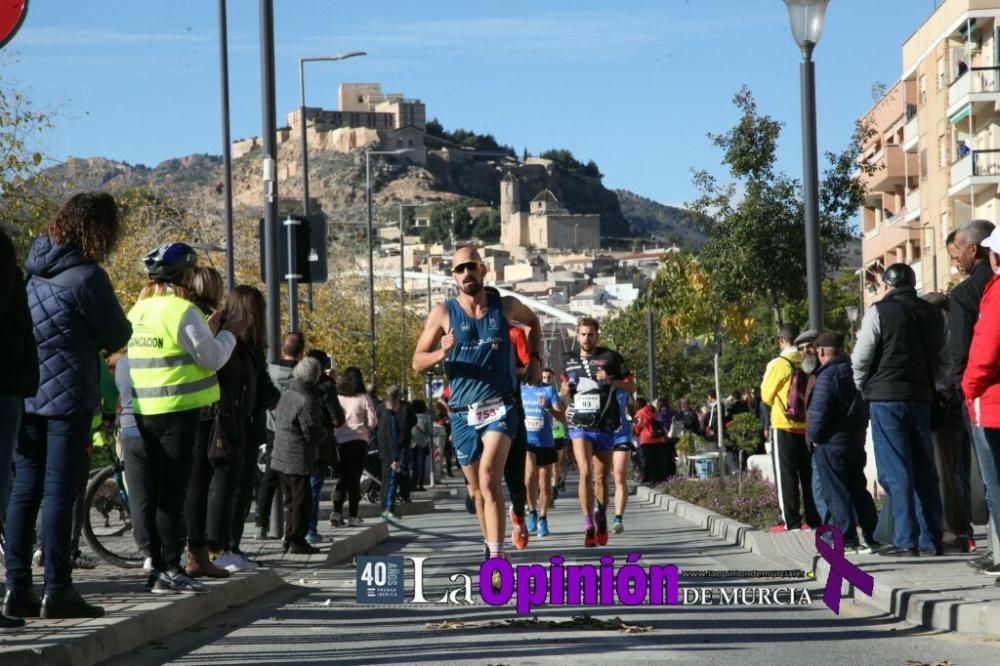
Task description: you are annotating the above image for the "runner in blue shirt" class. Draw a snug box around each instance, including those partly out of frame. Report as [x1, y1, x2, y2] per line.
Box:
[412, 247, 542, 566]
[521, 378, 563, 537]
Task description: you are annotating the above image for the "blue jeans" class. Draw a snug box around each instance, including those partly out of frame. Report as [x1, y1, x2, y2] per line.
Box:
[811, 451, 830, 525]
[308, 461, 330, 536]
[0, 395, 22, 524]
[384, 469, 398, 512]
[5, 412, 91, 593]
[968, 425, 1000, 546]
[869, 401, 943, 551]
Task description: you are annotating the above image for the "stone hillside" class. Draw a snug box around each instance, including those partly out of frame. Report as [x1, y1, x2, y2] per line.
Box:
[40, 144, 701, 245]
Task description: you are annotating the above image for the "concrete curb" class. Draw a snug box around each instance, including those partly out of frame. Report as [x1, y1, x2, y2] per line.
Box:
[635, 484, 1000, 637]
[0, 524, 391, 666]
[326, 522, 390, 565]
[0, 569, 286, 666]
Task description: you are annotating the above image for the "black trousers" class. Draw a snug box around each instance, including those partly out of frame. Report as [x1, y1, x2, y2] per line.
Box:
[129, 409, 199, 573]
[412, 446, 429, 487]
[773, 429, 820, 528]
[641, 444, 670, 483]
[255, 430, 280, 529]
[333, 439, 367, 518]
[279, 473, 311, 544]
[814, 442, 878, 544]
[504, 402, 527, 519]
[229, 424, 260, 552]
[206, 416, 246, 552]
[183, 416, 213, 548]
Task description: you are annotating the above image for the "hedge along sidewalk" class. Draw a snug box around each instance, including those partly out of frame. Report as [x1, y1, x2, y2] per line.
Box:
[0, 521, 390, 666]
[635, 485, 1000, 637]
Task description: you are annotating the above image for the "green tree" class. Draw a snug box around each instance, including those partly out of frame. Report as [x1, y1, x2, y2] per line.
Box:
[471, 209, 500, 242]
[1, 74, 57, 254]
[688, 86, 873, 325]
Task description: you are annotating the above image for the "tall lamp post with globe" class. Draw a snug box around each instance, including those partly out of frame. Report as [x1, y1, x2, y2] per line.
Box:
[784, 0, 830, 332]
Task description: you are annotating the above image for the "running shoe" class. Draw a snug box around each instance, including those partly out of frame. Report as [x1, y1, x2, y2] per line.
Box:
[525, 511, 538, 534]
[305, 531, 324, 545]
[347, 516, 364, 527]
[595, 511, 609, 546]
[584, 527, 597, 548]
[611, 517, 624, 534]
[511, 511, 529, 550]
[152, 569, 209, 595]
[537, 517, 550, 537]
[769, 523, 789, 533]
[329, 512, 344, 527]
[381, 510, 398, 520]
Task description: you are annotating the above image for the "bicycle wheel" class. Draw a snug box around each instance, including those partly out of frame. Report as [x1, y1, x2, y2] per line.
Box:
[83, 465, 144, 568]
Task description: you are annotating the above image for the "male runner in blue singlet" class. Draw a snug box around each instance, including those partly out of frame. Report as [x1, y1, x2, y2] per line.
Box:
[561, 317, 635, 547]
[412, 247, 542, 562]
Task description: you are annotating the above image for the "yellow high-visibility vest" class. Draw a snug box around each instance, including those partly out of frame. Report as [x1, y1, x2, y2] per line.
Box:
[127, 294, 220, 415]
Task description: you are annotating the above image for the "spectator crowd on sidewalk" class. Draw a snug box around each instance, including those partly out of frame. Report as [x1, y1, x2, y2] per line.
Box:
[0, 192, 439, 630]
[3, 193, 1000, 632]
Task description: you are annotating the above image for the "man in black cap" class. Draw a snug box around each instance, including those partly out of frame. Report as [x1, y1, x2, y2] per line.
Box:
[852, 263, 944, 557]
[808, 331, 878, 551]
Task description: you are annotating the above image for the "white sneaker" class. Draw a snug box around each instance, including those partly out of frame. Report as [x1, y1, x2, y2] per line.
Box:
[213, 553, 239, 572]
[31, 549, 43, 567]
[143, 557, 154, 572]
[237, 554, 258, 570]
[347, 516, 364, 527]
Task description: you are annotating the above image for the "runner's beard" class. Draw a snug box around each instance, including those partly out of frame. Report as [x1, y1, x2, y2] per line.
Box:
[460, 279, 483, 296]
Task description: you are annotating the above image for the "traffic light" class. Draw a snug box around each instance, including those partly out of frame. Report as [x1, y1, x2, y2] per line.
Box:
[258, 214, 328, 284]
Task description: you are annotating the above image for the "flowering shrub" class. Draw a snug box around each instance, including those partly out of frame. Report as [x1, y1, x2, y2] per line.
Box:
[656, 473, 781, 530]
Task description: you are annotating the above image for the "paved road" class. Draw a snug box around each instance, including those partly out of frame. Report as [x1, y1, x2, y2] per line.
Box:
[114, 479, 1000, 665]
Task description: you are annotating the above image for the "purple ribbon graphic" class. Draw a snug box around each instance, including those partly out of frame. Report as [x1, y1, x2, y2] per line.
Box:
[815, 525, 874, 614]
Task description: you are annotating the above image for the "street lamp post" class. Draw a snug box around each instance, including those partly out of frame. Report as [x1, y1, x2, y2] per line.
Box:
[366, 148, 414, 389]
[845, 305, 859, 342]
[398, 201, 433, 395]
[785, 0, 830, 332]
[298, 51, 366, 319]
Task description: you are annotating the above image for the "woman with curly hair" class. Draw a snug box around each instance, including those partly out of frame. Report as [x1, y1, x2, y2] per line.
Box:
[3, 192, 132, 620]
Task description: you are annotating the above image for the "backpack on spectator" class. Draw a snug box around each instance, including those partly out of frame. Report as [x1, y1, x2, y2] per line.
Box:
[648, 417, 666, 439]
[778, 357, 808, 422]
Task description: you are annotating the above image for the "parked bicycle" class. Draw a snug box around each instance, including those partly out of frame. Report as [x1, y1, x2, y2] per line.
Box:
[83, 430, 145, 568]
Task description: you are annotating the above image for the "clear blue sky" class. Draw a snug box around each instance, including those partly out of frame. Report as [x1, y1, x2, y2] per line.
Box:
[2, 0, 942, 207]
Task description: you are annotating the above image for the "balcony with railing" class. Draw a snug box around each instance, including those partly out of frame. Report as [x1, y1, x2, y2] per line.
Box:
[948, 66, 1000, 116]
[903, 115, 919, 153]
[949, 149, 1000, 197]
[904, 188, 920, 221]
[862, 144, 916, 193]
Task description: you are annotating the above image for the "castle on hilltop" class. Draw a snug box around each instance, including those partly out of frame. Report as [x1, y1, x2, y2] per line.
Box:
[232, 83, 428, 165]
[499, 172, 600, 250]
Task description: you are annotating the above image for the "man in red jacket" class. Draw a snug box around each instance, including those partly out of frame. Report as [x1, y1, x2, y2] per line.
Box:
[961, 227, 1000, 577]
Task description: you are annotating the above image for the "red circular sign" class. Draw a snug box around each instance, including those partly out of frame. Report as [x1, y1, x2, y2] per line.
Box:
[0, 0, 28, 49]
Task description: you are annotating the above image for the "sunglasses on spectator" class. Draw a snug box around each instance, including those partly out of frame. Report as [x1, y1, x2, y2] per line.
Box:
[452, 261, 483, 274]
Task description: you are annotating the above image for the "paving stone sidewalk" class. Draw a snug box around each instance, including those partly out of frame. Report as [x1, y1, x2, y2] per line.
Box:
[635, 484, 1000, 636]
[0, 501, 396, 666]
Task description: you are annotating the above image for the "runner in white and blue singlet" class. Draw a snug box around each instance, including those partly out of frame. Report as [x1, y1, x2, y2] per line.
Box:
[412, 247, 542, 565]
[561, 317, 635, 548]
[521, 379, 562, 537]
